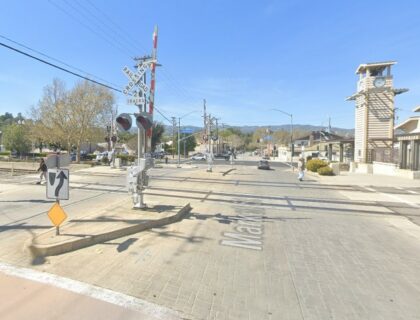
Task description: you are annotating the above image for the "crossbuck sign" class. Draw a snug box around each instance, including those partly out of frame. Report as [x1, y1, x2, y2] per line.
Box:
[122, 62, 153, 104]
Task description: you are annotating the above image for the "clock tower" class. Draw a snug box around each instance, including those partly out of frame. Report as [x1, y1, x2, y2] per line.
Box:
[347, 61, 408, 163]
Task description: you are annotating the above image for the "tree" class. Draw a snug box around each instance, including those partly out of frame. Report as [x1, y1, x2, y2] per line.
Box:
[0, 112, 15, 130]
[151, 122, 165, 150]
[30, 79, 115, 162]
[3, 123, 31, 156]
[174, 133, 197, 156]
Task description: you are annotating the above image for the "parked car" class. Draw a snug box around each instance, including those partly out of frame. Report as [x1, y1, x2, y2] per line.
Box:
[151, 151, 165, 159]
[257, 160, 270, 170]
[214, 153, 229, 160]
[191, 153, 206, 161]
[96, 152, 109, 162]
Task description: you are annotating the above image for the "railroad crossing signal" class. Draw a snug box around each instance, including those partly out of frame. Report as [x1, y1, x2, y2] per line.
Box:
[115, 113, 133, 131]
[136, 112, 153, 130]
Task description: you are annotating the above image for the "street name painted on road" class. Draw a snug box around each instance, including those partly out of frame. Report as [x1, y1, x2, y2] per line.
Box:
[220, 207, 264, 250]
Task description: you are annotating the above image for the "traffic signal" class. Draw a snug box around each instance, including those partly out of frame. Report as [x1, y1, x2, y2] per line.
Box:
[115, 113, 132, 131]
[111, 136, 117, 143]
[136, 112, 153, 130]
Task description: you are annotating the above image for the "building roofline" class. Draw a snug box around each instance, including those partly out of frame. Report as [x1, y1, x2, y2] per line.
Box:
[394, 116, 420, 130]
[356, 61, 397, 74]
[413, 105, 420, 112]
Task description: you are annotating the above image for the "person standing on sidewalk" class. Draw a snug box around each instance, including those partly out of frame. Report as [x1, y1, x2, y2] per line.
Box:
[36, 158, 47, 184]
[297, 157, 305, 181]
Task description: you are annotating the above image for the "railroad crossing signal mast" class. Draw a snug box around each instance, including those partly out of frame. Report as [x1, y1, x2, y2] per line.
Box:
[115, 26, 158, 209]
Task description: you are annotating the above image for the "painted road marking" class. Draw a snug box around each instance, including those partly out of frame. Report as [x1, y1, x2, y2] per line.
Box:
[0, 261, 179, 319]
[220, 206, 265, 251]
[407, 190, 419, 195]
[362, 186, 419, 209]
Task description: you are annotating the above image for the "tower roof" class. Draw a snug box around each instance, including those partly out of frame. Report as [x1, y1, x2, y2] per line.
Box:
[355, 61, 396, 74]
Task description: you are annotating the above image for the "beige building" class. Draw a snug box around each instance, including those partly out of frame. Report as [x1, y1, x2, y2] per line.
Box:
[395, 106, 420, 171]
[346, 61, 408, 163]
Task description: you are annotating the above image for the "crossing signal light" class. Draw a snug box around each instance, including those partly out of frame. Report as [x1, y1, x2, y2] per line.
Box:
[136, 112, 153, 130]
[111, 136, 117, 143]
[115, 113, 132, 131]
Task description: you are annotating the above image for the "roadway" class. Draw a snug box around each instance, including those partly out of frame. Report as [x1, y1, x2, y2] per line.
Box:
[0, 162, 420, 319]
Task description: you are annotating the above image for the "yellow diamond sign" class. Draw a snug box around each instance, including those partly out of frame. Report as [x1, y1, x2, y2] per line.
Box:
[47, 203, 67, 227]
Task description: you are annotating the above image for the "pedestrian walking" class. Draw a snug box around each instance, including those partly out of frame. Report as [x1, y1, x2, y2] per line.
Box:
[297, 157, 305, 181]
[36, 158, 47, 184]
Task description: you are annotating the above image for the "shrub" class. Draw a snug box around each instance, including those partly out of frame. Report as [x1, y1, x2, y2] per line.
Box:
[317, 166, 334, 176]
[0, 151, 11, 156]
[306, 159, 328, 172]
[84, 154, 96, 161]
[101, 156, 109, 164]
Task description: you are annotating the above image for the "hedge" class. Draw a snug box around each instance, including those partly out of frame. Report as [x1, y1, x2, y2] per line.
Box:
[317, 166, 334, 176]
[0, 151, 11, 156]
[306, 159, 328, 172]
[116, 154, 136, 162]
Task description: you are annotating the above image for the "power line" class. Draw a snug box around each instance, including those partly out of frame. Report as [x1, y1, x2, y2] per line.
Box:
[48, 0, 133, 59]
[0, 40, 122, 93]
[154, 106, 173, 124]
[0, 34, 121, 89]
[70, 0, 204, 111]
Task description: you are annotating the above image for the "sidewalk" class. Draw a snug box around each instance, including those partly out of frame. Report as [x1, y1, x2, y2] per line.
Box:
[306, 170, 420, 188]
[0, 262, 179, 320]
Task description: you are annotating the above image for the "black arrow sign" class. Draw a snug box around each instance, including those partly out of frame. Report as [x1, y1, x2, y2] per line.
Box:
[55, 171, 68, 197]
[49, 172, 56, 186]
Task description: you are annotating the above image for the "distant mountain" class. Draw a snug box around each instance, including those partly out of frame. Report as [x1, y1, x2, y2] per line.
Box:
[162, 124, 354, 137]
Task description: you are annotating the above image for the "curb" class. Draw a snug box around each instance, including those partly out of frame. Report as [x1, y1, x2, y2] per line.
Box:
[29, 203, 192, 257]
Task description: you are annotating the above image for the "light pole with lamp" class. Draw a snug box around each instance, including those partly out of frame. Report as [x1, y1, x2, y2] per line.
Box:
[177, 110, 199, 167]
[271, 108, 294, 170]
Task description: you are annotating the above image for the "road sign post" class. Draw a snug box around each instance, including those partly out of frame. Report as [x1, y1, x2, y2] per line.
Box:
[45, 153, 70, 235]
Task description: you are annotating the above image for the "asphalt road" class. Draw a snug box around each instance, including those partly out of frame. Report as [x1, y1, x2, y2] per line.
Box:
[1, 163, 420, 319]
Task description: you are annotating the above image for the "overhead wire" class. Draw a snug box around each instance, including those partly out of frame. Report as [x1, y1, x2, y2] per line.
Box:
[81, 0, 205, 111]
[48, 0, 134, 59]
[0, 34, 122, 89]
[48, 0, 206, 123]
[0, 40, 122, 93]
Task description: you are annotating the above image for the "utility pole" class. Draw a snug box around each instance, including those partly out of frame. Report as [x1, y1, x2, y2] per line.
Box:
[177, 117, 181, 167]
[216, 118, 219, 154]
[207, 114, 213, 172]
[203, 99, 207, 132]
[171, 116, 176, 159]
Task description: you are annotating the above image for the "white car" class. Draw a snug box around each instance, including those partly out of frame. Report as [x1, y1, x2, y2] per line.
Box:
[191, 153, 206, 161]
[95, 152, 109, 162]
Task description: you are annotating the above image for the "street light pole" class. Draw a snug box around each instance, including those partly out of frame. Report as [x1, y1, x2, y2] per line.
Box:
[177, 110, 199, 168]
[271, 108, 294, 170]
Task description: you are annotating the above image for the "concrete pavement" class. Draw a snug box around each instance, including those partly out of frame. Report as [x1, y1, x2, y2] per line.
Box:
[0, 261, 179, 320]
[1, 162, 420, 319]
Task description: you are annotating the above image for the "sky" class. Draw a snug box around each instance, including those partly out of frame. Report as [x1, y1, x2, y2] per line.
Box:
[1, 0, 420, 129]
